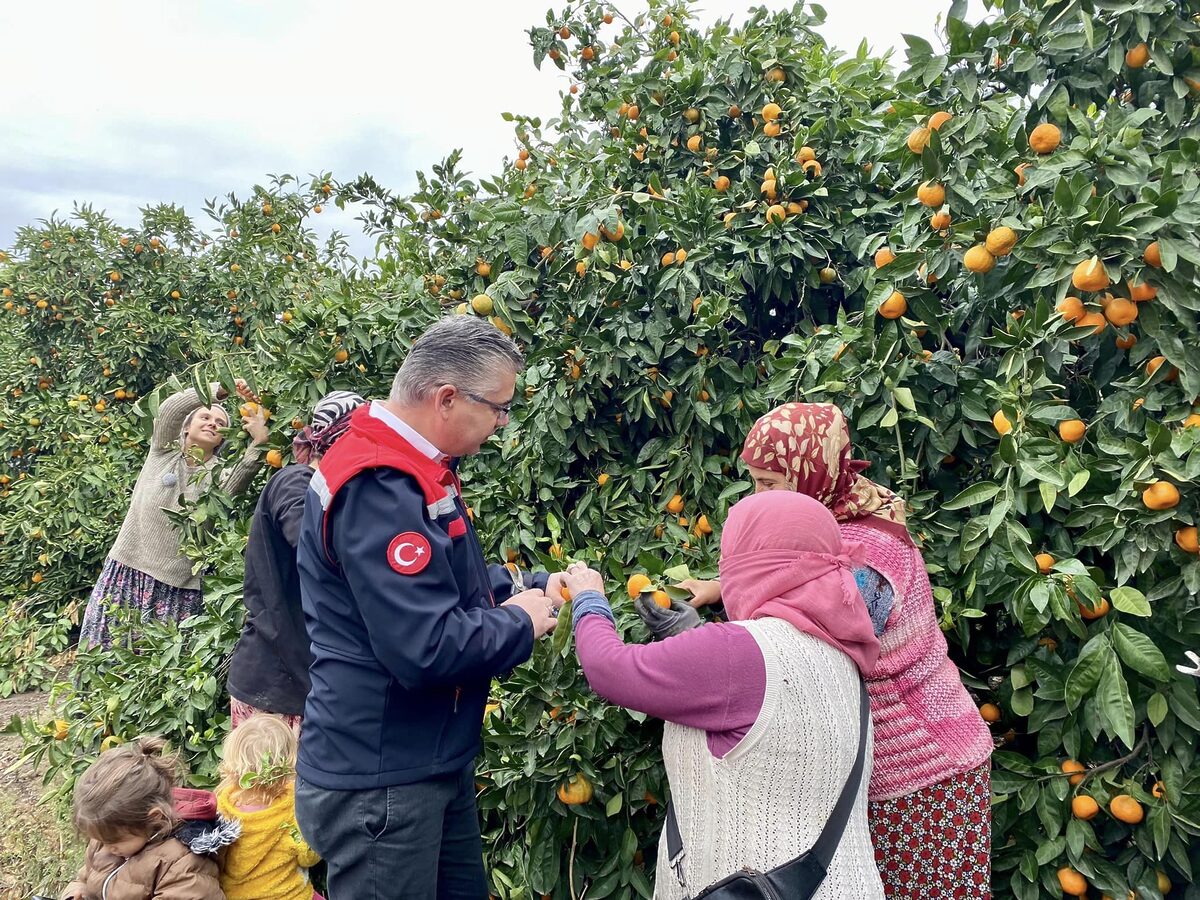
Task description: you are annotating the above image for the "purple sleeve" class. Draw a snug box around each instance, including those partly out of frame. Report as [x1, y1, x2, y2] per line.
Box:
[575, 616, 765, 757]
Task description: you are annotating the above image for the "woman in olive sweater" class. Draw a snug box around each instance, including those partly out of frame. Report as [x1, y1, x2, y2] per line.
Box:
[80, 380, 268, 647]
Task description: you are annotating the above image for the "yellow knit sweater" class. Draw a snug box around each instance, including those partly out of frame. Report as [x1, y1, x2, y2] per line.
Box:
[217, 784, 319, 900]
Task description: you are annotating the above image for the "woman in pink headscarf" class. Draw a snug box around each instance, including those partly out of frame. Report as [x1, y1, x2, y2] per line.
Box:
[681, 402, 993, 899]
[564, 491, 885, 899]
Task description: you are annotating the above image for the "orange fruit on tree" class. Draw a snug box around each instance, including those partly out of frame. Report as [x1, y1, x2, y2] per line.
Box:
[1128, 280, 1157, 301]
[928, 110, 953, 130]
[1056, 867, 1087, 897]
[993, 410, 1013, 435]
[763, 121, 782, 137]
[930, 211, 951, 230]
[1115, 333, 1137, 350]
[766, 204, 787, 224]
[557, 773, 593, 805]
[597, 473, 610, 487]
[979, 703, 1001, 723]
[626, 573, 652, 600]
[1014, 162, 1030, 185]
[265, 449, 283, 468]
[1105, 297, 1138, 326]
[686, 134, 702, 152]
[1076, 312, 1107, 334]
[661, 251, 676, 267]
[600, 221, 625, 242]
[1079, 597, 1110, 620]
[1144, 240, 1162, 267]
[333, 349, 349, 363]
[796, 145, 816, 162]
[1142, 480, 1180, 511]
[651, 590, 671, 608]
[1125, 42, 1150, 68]
[985, 226, 1017, 256]
[878, 291, 907, 320]
[802, 159, 822, 177]
[761, 102, 781, 121]
[1145, 355, 1177, 380]
[1158, 871, 1172, 894]
[964, 245, 996, 274]
[675, 248, 688, 262]
[1061, 759, 1087, 786]
[1072, 256, 1110, 291]
[760, 178, 778, 200]
[818, 267, 837, 284]
[1035, 552, 1055, 574]
[666, 493, 685, 514]
[765, 66, 785, 82]
[874, 247, 896, 268]
[917, 181, 945, 207]
[1029, 122, 1062, 154]
[1174, 526, 1199, 554]
[907, 126, 931, 154]
[1058, 419, 1086, 443]
[581, 231, 600, 251]
[1072, 795, 1100, 820]
[1109, 794, 1144, 824]
[1183, 413, 1200, 428]
[1151, 780, 1167, 799]
[713, 175, 730, 192]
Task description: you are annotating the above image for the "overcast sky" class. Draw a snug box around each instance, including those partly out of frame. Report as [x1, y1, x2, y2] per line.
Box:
[0, 1, 983, 258]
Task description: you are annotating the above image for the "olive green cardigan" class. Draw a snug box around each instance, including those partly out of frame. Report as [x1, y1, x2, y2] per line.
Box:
[106, 387, 263, 590]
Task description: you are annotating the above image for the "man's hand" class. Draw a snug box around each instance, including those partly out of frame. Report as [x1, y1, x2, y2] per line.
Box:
[502, 588, 559, 639]
[678, 578, 721, 609]
[234, 378, 261, 404]
[635, 596, 702, 640]
[544, 571, 568, 604]
[562, 564, 605, 599]
[241, 406, 270, 447]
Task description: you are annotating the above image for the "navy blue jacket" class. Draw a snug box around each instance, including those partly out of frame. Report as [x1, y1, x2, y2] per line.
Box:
[296, 465, 536, 790]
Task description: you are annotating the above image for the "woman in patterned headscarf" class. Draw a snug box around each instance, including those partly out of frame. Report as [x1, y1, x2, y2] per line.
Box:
[226, 390, 366, 730]
[682, 402, 994, 900]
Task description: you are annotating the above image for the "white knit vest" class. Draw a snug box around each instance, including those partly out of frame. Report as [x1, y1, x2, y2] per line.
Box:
[653, 619, 884, 900]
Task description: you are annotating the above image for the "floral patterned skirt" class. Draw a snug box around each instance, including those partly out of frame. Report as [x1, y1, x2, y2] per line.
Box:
[79, 557, 203, 649]
[229, 695, 302, 733]
[869, 762, 992, 899]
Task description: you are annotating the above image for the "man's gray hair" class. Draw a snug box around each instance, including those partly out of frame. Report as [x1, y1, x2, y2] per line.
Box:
[390, 315, 525, 405]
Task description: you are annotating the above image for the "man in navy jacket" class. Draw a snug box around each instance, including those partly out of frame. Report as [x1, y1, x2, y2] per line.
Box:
[295, 317, 563, 899]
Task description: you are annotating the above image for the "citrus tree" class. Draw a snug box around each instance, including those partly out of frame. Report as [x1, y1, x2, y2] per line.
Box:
[5, 1, 1200, 898]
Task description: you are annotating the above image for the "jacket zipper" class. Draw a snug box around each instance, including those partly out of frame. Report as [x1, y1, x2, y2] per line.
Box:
[101, 859, 128, 900]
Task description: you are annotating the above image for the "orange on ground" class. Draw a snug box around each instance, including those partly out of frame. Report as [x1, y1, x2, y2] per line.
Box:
[917, 181, 945, 207]
[1142, 480, 1180, 511]
[1071, 795, 1100, 820]
[1061, 759, 1086, 786]
[964, 245, 996, 274]
[1109, 794, 1144, 824]
[1035, 553, 1055, 574]
[878, 291, 907, 319]
[993, 411, 1013, 435]
[985, 226, 1017, 256]
[1058, 419, 1086, 443]
[1072, 257, 1110, 291]
[1174, 526, 1199, 554]
[1029, 122, 1062, 154]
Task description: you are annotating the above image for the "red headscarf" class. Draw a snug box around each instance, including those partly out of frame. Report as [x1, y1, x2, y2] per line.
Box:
[719, 491, 880, 674]
[740, 402, 915, 546]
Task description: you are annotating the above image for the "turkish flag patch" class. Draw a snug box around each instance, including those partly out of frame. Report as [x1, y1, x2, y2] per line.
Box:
[387, 531, 432, 575]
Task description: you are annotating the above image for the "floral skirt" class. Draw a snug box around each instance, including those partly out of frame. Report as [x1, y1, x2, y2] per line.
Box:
[869, 763, 992, 899]
[229, 695, 302, 734]
[79, 557, 203, 649]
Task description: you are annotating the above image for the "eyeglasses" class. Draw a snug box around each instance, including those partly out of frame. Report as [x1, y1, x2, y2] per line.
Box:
[462, 390, 513, 418]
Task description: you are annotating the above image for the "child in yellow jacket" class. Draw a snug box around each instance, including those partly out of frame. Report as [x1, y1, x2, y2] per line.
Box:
[216, 715, 319, 900]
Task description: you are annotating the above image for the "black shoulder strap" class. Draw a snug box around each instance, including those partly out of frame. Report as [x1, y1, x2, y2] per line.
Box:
[664, 678, 870, 886]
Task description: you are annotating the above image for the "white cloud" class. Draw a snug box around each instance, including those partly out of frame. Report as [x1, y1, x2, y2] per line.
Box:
[0, 0, 984, 252]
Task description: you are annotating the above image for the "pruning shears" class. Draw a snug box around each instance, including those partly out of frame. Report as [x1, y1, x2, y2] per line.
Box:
[1177, 651, 1200, 679]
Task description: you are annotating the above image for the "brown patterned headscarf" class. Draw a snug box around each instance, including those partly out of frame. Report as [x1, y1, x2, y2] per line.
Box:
[740, 402, 914, 546]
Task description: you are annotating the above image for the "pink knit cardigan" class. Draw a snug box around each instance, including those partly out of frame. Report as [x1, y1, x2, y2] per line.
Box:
[842, 521, 994, 802]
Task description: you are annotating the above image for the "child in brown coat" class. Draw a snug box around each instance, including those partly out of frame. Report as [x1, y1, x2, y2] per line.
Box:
[60, 736, 225, 900]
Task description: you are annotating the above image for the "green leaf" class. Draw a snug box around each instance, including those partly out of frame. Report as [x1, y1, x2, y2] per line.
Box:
[1096, 654, 1136, 748]
[1147, 692, 1168, 727]
[1111, 623, 1171, 682]
[1110, 586, 1151, 617]
[943, 481, 1002, 510]
[1065, 636, 1109, 710]
[605, 792, 623, 817]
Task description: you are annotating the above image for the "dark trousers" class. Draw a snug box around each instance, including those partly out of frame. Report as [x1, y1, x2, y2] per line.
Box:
[295, 766, 488, 900]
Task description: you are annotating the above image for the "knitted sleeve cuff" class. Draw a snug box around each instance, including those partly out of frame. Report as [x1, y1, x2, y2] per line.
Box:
[571, 590, 615, 628]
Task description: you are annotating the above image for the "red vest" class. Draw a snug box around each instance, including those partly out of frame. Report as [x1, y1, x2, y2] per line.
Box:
[310, 405, 468, 565]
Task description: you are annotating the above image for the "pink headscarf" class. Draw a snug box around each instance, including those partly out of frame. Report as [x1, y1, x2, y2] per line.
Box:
[719, 491, 881, 674]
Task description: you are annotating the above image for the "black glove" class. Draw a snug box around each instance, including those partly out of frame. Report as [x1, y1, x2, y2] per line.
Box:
[634, 596, 702, 640]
